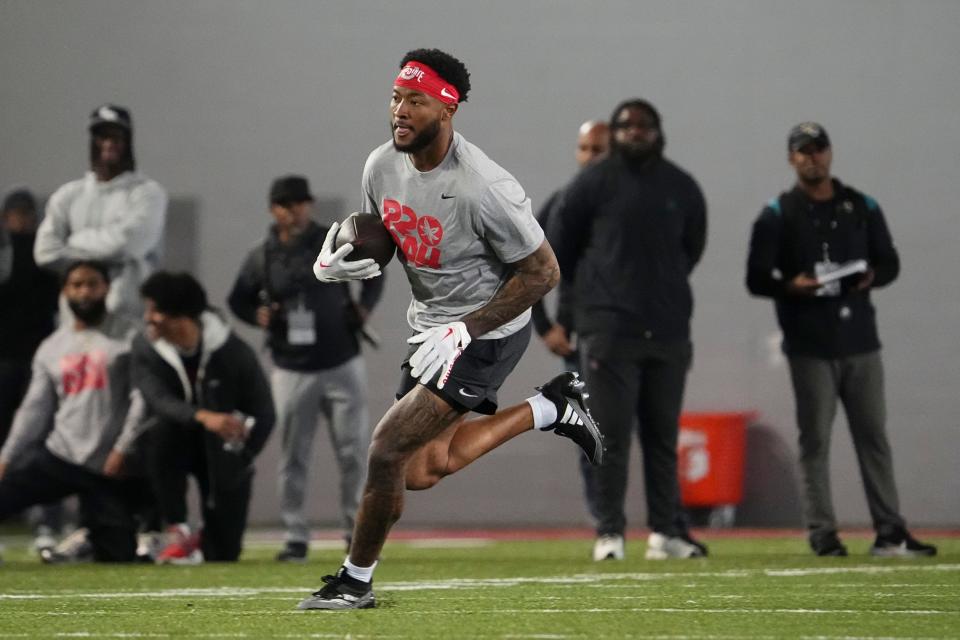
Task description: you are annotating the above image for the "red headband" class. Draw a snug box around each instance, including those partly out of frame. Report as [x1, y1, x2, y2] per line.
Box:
[394, 61, 460, 105]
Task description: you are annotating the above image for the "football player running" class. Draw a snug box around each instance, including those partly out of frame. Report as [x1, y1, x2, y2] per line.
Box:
[300, 48, 602, 610]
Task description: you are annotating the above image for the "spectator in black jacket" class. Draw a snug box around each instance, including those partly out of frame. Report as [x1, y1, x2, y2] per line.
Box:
[0, 189, 60, 447]
[746, 122, 935, 558]
[134, 271, 275, 563]
[228, 175, 382, 562]
[549, 98, 707, 561]
[0, 188, 62, 554]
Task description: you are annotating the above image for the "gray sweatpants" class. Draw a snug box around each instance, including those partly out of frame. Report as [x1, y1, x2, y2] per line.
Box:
[273, 356, 370, 543]
[787, 351, 905, 539]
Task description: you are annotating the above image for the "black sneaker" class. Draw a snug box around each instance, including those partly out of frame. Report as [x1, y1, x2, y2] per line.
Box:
[537, 372, 604, 465]
[680, 532, 709, 557]
[810, 531, 849, 557]
[276, 541, 308, 563]
[870, 529, 937, 557]
[297, 567, 376, 610]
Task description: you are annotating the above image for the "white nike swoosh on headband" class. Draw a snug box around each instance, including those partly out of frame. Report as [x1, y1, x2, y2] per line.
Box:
[440, 87, 456, 100]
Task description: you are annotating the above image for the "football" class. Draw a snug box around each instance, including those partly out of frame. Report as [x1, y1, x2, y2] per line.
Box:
[334, 212, 396, 269]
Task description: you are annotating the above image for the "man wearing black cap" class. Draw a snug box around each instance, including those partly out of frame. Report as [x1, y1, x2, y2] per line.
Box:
[746, 122, 936, 557]
[34, 104, 167, 322]
[228, 175, 383, 562]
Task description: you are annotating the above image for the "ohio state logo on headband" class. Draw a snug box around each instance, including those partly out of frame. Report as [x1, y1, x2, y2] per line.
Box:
[395, 61, 459, 105]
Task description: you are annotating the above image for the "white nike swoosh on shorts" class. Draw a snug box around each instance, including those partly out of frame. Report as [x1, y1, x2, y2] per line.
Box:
[458, 388, 479, 398]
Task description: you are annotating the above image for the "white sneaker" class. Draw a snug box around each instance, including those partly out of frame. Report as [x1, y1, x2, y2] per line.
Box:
[136, 532, 164, 562]
[592, 534, 625, 561]
[33, 526, 58, 555]
[40, 527, 93, 564]
[644, 532, 706, 559]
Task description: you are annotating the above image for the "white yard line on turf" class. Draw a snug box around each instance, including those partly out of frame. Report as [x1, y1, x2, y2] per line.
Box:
[1, 564, 957, 601]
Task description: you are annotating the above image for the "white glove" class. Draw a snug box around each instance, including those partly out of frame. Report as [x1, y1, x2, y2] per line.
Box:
[313, 222, 382, 282]
[407, 322, 472, 389]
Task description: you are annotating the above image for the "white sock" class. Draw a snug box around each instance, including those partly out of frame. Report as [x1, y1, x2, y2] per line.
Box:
[526, 393, 558, 430]
[343, 556, 377, 583]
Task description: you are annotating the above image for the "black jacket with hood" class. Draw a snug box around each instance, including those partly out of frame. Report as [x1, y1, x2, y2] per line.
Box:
[131, 311, 275, 490]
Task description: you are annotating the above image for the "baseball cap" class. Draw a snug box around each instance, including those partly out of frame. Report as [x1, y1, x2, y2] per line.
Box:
[269, 175, 314, 206]
[788, 122, 830, 152]
[89, 104, 132, 133]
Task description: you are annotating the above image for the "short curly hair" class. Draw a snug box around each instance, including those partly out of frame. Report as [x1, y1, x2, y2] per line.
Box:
[400, 48, 471, 103]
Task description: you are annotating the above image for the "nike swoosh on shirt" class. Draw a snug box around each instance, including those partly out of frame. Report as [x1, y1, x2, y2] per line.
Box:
[458, 388, 479, 398]
[441, 193, 456, 199]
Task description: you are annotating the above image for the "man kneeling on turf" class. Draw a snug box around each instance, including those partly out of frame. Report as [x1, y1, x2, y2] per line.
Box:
[0, 261, 148, 562]
[133, 272, 275, 563]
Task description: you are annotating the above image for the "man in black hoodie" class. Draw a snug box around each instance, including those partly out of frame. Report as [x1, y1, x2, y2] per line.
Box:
[228, 176, 383, 562]
[134, 271, 275, 563]
[549, 98, 708, 561]
[746, 122, 935, 558]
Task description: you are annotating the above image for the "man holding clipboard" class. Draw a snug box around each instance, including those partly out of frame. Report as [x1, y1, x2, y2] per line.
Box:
[746, 122, 935, 558]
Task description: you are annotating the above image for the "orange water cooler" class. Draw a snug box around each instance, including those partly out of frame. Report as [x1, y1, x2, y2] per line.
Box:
[677, 412, 752, 526]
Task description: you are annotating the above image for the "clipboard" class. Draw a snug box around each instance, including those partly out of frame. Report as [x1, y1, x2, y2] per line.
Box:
[815, 259, 868, 285]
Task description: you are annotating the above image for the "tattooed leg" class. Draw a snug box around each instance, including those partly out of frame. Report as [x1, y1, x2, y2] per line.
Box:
[348, 386, 460, 566]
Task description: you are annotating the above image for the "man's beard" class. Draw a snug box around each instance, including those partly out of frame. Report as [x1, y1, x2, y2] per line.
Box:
[68, 298, 107, 325]
[392, 118, 442, 154]
[614, 139, 660, 165]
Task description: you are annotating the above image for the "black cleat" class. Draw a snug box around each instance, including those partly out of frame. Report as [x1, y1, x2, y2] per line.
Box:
[870, 528, 937, 557]
[537, 372, 604, 465]
[297, 567, 376, 610]
[810, 531, 849, 557]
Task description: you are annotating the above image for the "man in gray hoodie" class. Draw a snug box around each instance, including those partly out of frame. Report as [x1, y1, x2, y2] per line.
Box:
[0, 260, 148, 562]
[34, 104, 167, 323]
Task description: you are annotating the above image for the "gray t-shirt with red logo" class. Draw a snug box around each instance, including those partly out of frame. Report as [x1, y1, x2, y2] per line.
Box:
[361, 132, 544, 339]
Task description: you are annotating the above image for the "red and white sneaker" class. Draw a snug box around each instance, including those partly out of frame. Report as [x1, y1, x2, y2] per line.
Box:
[155, 524, 203, 565]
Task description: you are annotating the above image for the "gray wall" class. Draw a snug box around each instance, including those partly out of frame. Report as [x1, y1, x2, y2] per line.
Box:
[2, 0, 957, 529]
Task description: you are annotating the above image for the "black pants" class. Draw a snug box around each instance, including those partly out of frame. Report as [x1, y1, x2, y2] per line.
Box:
[147, 419, 253, 561]
[580, 334, 692, 537]
[0, 448, 136, 561]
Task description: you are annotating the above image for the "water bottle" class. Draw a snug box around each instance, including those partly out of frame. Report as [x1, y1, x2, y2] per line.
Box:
[223, 412, 255, 453]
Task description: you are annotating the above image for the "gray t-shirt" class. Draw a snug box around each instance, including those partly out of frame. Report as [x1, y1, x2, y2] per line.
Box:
[361, 132, 544, 339]
[0, 313, 147, 473]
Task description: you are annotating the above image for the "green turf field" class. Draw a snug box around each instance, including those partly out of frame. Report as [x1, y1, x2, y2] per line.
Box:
[0, 534, 957, 639]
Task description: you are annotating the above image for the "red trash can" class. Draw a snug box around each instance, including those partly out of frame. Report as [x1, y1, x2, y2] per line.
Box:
[677, 412, 752, 508]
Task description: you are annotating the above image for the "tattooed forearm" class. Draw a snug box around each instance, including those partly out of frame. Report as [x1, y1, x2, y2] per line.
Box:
[463, 240, 560, 338]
